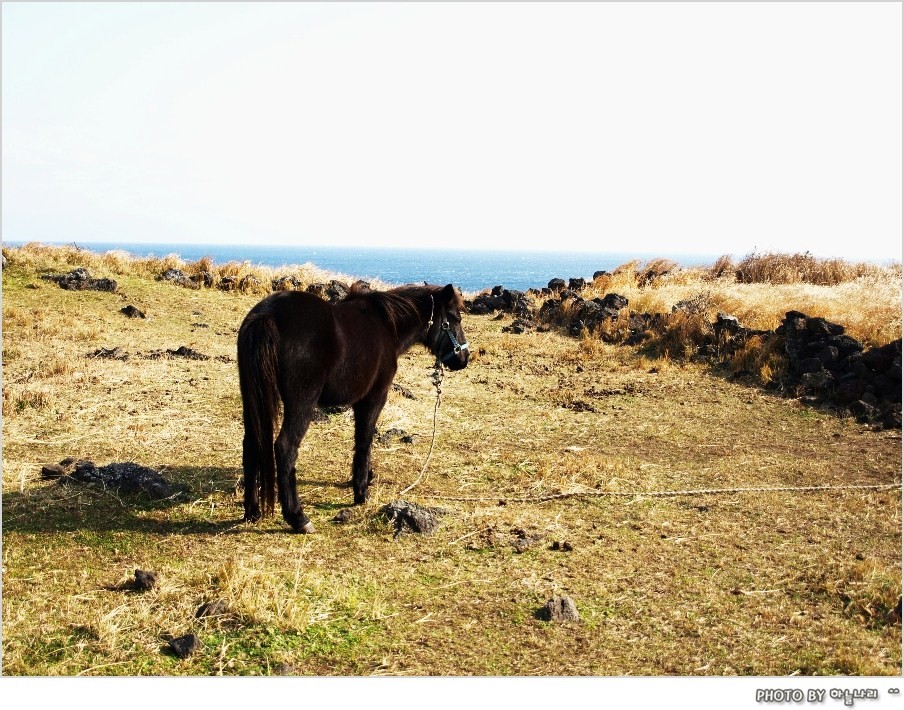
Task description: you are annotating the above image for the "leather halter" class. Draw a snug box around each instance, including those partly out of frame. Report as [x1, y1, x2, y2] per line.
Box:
[439, 320, 469, 363]
[426, 294, 469, 363]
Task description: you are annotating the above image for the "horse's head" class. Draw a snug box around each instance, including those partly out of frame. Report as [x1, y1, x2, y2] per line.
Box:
[426, 284, 470, 371]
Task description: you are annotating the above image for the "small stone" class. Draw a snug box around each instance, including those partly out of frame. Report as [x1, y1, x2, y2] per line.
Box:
[888, 597, 903, 625]
[120, 305, 146, 318]
[538, 595, 580, 622]
[168, 633, 200, 659]
[391, 383, 416, 399]
[168, 346, 209, 360]
[88, 347, 128, 360]
[332, 508, 354, 524]
[376, 427, 409, 445]
[41, 463, 66, 480]
[133, 569, 157, 591]
[195, 599, 230, 619]
[850, 399, 880, 423]
[512, 530, 543, 553]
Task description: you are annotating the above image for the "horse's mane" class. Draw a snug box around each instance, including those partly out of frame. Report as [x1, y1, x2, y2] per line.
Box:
[344, 282, 463, 333]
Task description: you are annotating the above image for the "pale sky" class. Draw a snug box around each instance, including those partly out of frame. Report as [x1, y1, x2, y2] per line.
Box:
[2, 2, 901, 259]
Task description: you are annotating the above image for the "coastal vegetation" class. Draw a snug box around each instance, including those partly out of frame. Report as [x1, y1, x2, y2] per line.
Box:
[2, 243, 900, 676]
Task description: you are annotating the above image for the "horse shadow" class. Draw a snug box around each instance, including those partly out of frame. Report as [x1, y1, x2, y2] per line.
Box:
[1, 465, 353, 536]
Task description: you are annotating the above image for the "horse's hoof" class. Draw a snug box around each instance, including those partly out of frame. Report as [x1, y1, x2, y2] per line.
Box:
[298, 521, 316, 534]
[243, 511, 261, 523]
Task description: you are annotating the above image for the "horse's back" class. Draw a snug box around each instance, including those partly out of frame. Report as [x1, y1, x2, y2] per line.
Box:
[240, 290, 397, 407]
[245, 290, 331, 326]
[242, 291, 339, 383]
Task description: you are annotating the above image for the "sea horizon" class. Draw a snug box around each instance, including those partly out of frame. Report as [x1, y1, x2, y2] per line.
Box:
[4, 239, 894, 293]
[3, 240, 727, 293]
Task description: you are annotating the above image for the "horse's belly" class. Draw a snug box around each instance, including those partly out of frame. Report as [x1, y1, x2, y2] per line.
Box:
[317, 374, 377, 408]
[317, 388, 353, 408]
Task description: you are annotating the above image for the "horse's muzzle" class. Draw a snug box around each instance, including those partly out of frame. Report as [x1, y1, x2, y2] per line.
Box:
[444, 350, 469, 371]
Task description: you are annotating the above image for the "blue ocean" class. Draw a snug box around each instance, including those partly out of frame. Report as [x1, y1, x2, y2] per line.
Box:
[7, 241, 721, 293]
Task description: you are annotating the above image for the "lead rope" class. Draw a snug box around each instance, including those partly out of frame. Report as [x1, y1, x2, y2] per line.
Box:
[399, 360, 444, 496]
[408, 481, 901, 504]
[399, 294, 444, 495]
[399, 294, 443, 496]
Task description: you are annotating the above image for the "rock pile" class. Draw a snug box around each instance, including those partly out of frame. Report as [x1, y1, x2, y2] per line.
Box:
[218, 275, 262, 292]
[159, 268, 198, 289]
[467, 285, 531, 316]
[44, 458, 185, 499]
[87, 346, 129, 360]
[271, 275, 302, 291]
[465, 277, 901, 428]
[535, 290, 673, 344]
[42, 268, 117, 292]
[146, 345, 210, 360]
[159, 269, 262, 292]
[467, 285, 543, 334]
[775, 311, 901, 428]
[306, 279, 350, 303]
[382, 500, 446, 536]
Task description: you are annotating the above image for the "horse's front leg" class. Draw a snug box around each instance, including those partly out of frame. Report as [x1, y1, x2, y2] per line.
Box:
[351, 389, 389, 504]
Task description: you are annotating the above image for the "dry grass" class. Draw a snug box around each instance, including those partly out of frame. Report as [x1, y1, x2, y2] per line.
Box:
[709, 254, 736, 279]
[725, 334, 788, 386]
[1, 241, 391, 295]
[578, 259, 901, 349]
[735, 251, 900, 286]
[2, 245, 901, 677]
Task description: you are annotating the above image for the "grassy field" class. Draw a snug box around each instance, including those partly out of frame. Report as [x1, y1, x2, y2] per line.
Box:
[2, 245, 901, 676]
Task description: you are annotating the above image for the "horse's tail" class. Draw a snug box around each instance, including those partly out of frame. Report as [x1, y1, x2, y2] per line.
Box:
[237, 312, 281, 516]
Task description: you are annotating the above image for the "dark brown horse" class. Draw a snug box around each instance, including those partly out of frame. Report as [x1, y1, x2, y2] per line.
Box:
[237, 282, 469, 533]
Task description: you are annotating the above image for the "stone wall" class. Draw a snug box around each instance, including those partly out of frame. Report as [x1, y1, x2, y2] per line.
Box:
[465, 282, 902, 429]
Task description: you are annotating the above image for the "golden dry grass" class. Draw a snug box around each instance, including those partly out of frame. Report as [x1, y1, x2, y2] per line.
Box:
[579, 261, 901, 349]
[735, 251, 900, 286]
[1, 241, 393, 296]
[2, 245, 901, 676]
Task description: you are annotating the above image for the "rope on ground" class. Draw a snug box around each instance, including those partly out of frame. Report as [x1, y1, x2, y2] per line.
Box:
[399, 362, 444, 496]
[410, 482, 902, 504]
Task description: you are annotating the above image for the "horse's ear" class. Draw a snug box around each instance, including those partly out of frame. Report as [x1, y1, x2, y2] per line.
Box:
[441, 283, 464, 309]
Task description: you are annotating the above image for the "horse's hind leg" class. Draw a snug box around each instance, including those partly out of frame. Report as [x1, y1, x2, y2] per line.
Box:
[275, 403, 316, 533]
[242, 433, 261, 522]
[351, 389, 389, 504]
